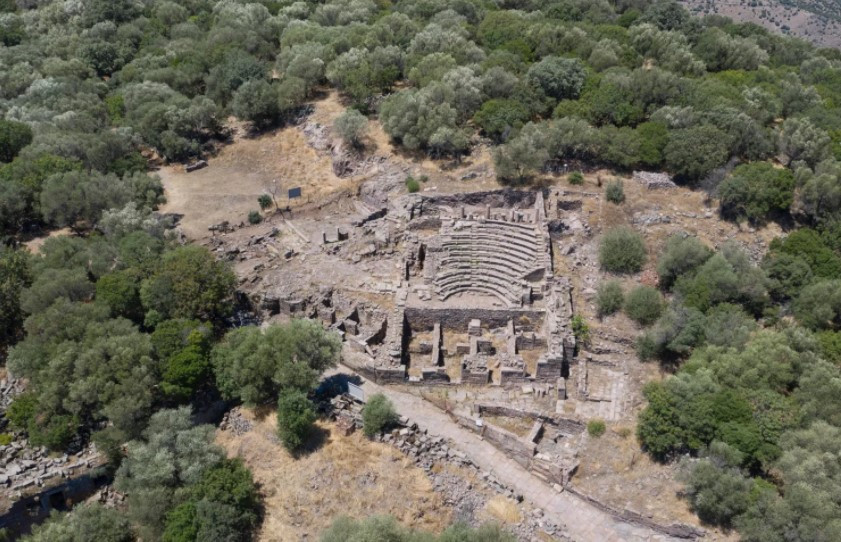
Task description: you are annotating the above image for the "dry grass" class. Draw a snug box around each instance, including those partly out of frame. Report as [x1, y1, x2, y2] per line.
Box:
[483, 415, 533, 439]
[215, 409, 453, 541]
[573, 426, 697, 524]
[484, 495, 522, 525]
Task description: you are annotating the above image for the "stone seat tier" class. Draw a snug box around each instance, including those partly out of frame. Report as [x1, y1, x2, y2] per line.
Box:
[447, 230, 540, 250]
[443, 238, 539, 261]
[448, 231, 539, 250]
[472, 223, 540, 240]
[434, 272, 527, 301]
[443, 240, 539, 261]
[481, 219, 540, 233]
[435, 268, 523, 289]
[435, 269, 522, 290]
[438, 251, 537, 274]
[472, 227, 542, 245]
[435, 261, 528, 284]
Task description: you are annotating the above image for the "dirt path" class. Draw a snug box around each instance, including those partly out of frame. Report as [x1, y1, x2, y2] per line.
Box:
[333, 367, 682, 542]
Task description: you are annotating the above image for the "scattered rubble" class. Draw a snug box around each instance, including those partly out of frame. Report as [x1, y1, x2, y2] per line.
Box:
[0, 443, 101, 494]
[327, 395, 571, 541]
[219, 408, 254, 436]
[633, 171, 677, 189]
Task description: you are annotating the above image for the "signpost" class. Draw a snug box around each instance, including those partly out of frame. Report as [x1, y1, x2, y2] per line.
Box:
[348, 382, 365, 402]
[288, 187, 302, 199]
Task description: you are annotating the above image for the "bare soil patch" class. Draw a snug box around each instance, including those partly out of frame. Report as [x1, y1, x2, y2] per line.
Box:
[158, 120, 354, 239]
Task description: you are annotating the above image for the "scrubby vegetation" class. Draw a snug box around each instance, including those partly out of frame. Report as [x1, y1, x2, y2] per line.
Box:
[2, 223, 338, 538]
[321, 516, 515, 542]
[636, 229, 841, 539]
[596, 280, 624, 317]
[587, 419, 607, 437]
[362, 393, 398, 437]
[605, 178, 625, 204]
[624, 285, 664, 326]
[599, 227, 647, 273]
[1, 0, 841, 539]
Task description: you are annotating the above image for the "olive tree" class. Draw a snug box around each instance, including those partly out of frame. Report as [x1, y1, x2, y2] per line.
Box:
[334, 109, 368, 148]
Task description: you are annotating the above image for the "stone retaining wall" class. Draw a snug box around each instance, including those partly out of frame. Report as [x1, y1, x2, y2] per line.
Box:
[475, 403, 585, 436]
[565, 486, 704, 540]
[404, 307, 545, 332]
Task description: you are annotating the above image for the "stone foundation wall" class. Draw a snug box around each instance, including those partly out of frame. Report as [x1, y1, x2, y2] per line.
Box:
[476, 404, 585, 436]
[404, 307, 545, 333]
[534, 357, 564, 381]
[499, 368, 529, 386]
[462, 371, 490, 385]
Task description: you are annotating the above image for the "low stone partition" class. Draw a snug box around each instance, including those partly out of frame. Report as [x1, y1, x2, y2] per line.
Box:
[453, 413, 536, 468]
[534, 356, 564, 381]
[499, 367, 529, 385]
[353, 364, 407, 385]
[451, 410, 577, 488]
[462, 370, 490, 385]
[420, 367, 450, 383]
[475, 403, 585, 436]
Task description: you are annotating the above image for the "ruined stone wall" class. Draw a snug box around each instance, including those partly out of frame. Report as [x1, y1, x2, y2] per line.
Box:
[454, 415, 536, 468]
[499, 368, 529, 386]
[476, 404, 585, 436]
[481, 424, 537, 468]
[404, 307, 545, 333]
[565, 486, 704, 539]
[534, 357, 564, 381]
[461, 371, 490, 386]
[412, 189, 541, 216]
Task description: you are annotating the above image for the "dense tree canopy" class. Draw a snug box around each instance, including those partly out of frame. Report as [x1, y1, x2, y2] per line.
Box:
[2, 2, 841, 541]
[212, 320, 341, 405]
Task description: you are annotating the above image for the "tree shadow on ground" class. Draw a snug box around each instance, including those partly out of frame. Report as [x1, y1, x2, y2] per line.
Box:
[315, 372, 363, 400]
[291, 424, 331, 459]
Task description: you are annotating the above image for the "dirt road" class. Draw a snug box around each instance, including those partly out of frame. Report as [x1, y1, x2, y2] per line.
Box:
[329, 367, 684, 542]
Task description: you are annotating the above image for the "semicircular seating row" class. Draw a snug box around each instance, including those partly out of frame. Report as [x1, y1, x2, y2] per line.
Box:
[433, 221, 542, 306]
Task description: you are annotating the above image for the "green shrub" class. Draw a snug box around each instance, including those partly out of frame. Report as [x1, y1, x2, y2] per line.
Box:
[599, 227, 647, 274]
[362, 393, 398, 437]
[568, 171, 584, 185]
[596, 280, 624, 317]
[605, 179, 625, 204]
[571, 314, 591, 349]
[635, 331, 660, 361]
[277, 389, 316, 451]
[248, 210, 262, 224]
[587, 419, 606, 437]
[258, 194, 272, 210]
[0, 433, 12, 446]
[406, 176, 420, 193]
[657, 235, 713, 290]
[816, 330, 841, 364]
[5, 392, 37, 431]
[624, 285, 664, 326]
[334, 108, 368, 147]
[718, 162, 795, 224]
